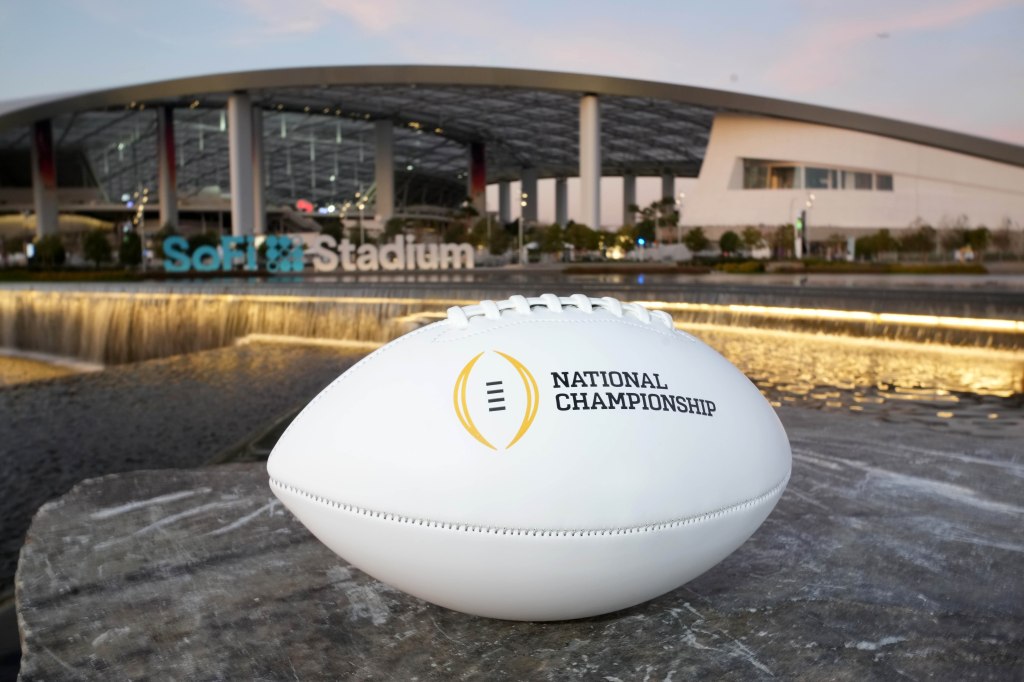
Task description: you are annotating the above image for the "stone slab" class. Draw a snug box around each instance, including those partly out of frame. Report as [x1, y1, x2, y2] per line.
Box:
[16, 407, 1024, 680]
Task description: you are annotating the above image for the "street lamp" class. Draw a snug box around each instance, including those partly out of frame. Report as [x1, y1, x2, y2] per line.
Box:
[789, 192, 816, 259]
[803, 194, 816, 256]
[519, 192, 528, 265]
[676, 192, 685, 245]
[138, 186, 148, 272]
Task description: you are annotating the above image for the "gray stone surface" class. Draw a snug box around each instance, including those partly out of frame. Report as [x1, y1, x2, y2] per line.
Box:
[0, 344, 361, 590]
[16, 407, 1024, 680]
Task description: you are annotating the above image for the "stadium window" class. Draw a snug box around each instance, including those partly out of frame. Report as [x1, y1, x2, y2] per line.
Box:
[743, 160, 769, 189]
[805, 167, 831, 189]
[769, 166, 797, 189]
[876, 174, 893, 191]
[854, 172, 873, 190]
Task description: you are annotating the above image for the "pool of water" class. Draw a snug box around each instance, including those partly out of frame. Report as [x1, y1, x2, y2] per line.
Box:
[690, 325, 1023, 438]
[0, 354, 82, 386]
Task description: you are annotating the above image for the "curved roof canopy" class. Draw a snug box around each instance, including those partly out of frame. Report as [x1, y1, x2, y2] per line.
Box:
[0, 65, 1020, 212]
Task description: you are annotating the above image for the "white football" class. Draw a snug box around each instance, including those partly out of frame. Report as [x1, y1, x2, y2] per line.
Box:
[268, 294, 791, 621]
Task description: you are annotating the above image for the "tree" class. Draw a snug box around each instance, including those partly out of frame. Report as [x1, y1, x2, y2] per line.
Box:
[719, 230, 741, 256]
[487, 224, 511, 255]
[855, 229, 899, 261]
[321, 221, 344, 242]
[634, 197, 678, 243]
[741, 226, 764, 251]
[683, 227, 710, 253]
[564, 223, 600, 251]
[443, 220, 468, 244]
[383, 217, 406, 242]
[898, 222, 936, 254]
[152, 224, 179, 256]
[347, 227, 373, 246]
[939, 214, 970, 253]
[119, 232, 142, 267]
[538, 224, 564, 254]
[940, 228, 967, 253]
[965, 227, 990, 254]
[616, 225, 637, 253]
[991, 218, 1014, 254]
[769, 224, 795, 259]
[186, 232, 219, 255]
[83, 230, 112, 267]
[34, 235, 66, 268]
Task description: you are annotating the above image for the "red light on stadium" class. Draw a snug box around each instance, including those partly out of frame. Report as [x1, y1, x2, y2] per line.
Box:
[295, 199, 314, 213]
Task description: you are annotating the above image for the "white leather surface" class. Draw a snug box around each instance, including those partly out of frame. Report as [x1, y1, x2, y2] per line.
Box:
[271, 475, 787, 621]
[268, 295, 791, 619]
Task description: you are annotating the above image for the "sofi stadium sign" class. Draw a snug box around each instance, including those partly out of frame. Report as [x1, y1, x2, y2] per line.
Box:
[162, 234, 474, 273]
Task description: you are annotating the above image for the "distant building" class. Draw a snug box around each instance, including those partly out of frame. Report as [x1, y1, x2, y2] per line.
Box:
[684, 114, 1024, 238]
[0, 66, 1020, 248]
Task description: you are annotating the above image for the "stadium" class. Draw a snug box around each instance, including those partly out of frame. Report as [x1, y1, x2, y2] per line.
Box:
[1, 65, 1022, 260]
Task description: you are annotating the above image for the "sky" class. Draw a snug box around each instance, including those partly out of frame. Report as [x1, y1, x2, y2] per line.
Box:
[1, 0, 1022, 146]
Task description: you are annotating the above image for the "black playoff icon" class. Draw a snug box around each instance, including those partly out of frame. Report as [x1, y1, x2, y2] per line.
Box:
[486, 380, 505, 412]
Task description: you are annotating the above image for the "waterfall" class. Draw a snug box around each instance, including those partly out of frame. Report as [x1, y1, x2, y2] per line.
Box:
[1, 285, 1021, 365]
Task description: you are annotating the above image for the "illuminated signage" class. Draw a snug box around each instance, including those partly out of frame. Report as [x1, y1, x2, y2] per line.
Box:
[161, 234, 474, 273]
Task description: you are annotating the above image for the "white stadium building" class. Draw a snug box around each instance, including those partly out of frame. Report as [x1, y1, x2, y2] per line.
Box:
[0, 65, 1021, 252]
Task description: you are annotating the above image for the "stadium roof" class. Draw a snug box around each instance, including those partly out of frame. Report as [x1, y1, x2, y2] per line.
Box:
[1, 65, 1021, 211]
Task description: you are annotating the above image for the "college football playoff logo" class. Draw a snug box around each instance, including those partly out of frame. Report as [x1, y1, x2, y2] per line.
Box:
[453, 351, 539, 450]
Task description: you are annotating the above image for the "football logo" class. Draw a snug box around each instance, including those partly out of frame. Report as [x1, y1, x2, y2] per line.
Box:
[453, 351, 539, 450]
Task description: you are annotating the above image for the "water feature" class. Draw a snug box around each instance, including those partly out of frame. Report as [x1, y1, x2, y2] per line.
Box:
[2, 285, 1022, 365]
[1, 284, 1021, 433]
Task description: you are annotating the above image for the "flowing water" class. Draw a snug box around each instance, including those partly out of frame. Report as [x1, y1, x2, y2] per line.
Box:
[0, 286, 1021, 434]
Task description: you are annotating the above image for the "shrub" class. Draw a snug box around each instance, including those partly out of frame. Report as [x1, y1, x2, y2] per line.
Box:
[119, 232, 142, 267]
[34, 235, 66, 268]
[83, 230, 112, 267]
[683, 227, 710, 253]
[719, 230, 741, 255]
[717, 260, 764, 273]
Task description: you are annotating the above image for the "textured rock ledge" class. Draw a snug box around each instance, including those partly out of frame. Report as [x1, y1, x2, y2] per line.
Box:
[16, 408, 1023, 680]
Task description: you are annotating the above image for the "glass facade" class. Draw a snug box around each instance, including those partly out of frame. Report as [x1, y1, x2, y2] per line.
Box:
[746, 159, 893, 192]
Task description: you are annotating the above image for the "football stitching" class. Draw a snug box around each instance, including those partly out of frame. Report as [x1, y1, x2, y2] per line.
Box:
[269, 473, 790, 537]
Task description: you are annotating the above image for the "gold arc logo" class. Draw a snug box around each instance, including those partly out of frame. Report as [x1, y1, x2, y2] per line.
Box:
[453, 351, 539, 451]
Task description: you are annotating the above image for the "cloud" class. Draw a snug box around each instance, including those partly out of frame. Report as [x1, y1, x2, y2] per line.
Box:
[316, 0, 420, 32]
[763, 0, 1017, 93]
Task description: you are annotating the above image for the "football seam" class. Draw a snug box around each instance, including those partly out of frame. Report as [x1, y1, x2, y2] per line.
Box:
[268, 472, 790, 538]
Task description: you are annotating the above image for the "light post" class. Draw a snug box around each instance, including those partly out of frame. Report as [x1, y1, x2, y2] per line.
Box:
[803, 193, 815, 257]
[788, 195, 800, 259]
[789, 192, 815, 259]
[519, 191, 528, 265]
[676, 191, 685, 245]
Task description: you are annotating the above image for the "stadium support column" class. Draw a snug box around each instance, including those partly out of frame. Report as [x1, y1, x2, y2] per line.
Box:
[30, 120, 58, 238]
[157, 107, 178, 231]
[374, 119, 394, 223]
[468, 141, 486, 215]
[623, 173, 636, 227]
[251, 107, 266, 235]
[498, 181, 511, 224]
[555, 177, 568, 228]
[520, 167, 538, 224]
[579, 94, 600, 230]
[227, 94, 254, 236]
[661, 173, 675, 201]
